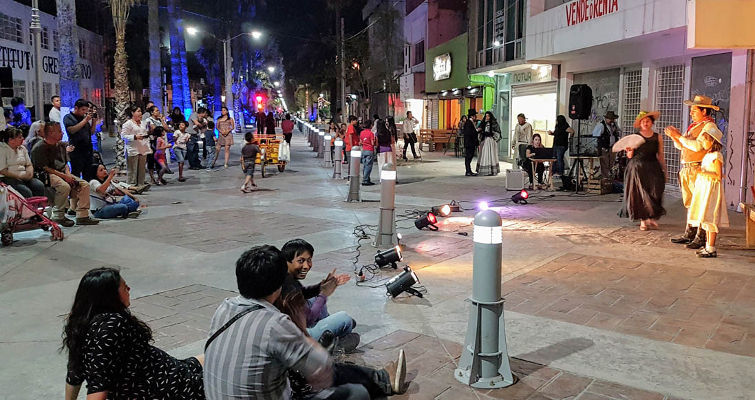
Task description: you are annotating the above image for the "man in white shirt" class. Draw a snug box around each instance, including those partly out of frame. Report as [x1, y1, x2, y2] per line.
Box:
[401, 111, 418, 160]
[513, 113, 533, 168]
[48, 95, 61, 122]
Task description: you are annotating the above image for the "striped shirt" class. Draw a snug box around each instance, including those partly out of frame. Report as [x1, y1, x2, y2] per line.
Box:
[203, 296, 331, 400]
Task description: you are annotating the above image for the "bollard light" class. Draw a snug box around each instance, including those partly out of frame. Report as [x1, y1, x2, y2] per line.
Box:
[346, 146, 362, 202]
[386, 266, 421, 297]
[374, 162, 398, 248]
[415, 212, 438, 231]
[455, 209, 514, 388]
[431, 204, 452, 217]
[375, 245, 402, 268]
[334, 139, 343, 147]
[511, 189, 529, 204]
[380, 169, 397, 181]
[478, 201, 489, 210]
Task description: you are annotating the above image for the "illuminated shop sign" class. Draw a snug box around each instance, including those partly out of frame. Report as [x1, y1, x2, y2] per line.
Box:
[565, 0, 619, 26]
[433, 53, 452, 81]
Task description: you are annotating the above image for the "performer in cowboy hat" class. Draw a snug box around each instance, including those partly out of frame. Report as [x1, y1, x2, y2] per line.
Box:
[664, 94, 722, 249]
[591, 110, 622, 179]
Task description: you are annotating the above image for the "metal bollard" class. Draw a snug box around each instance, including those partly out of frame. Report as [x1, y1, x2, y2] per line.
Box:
[324, 135, 333, 166]
[317, 131, 325, 158]
[373, 162, 397, 247]
[346, 146, 362, 202]
[455, 209, 514, 389]
[333, 139, 343, 179]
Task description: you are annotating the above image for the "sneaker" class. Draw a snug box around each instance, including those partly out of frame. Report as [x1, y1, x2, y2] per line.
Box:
[127, 210, 142, 219]
[66, 209, 76, 217]
[685, 238, 705, 250]
[51, 217, 75, 228]
[336, 332, 360, 353]
[318, 330, 336, 353]
[75, 216, 100, 225]
[697, 248, 717, 258]
[384, 349, 407, 394]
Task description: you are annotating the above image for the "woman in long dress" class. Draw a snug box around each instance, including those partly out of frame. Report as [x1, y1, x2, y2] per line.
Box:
[687, 130, 729, 258]
[476, 111, 501, 176]
[624, 111, 666, 230]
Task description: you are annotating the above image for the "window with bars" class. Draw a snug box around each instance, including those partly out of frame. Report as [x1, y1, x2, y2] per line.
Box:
[42, 27, 49, 49]
[79, 39, 87, 60]
[13, 80, 26, 101]
[53, 30, 59, 51]
[475, 0, 523, 68]
[43, 82, 52, 103]
[1, 13, 23, 43]
[621, 70, 642, 136]
[654, 65, 686, 185]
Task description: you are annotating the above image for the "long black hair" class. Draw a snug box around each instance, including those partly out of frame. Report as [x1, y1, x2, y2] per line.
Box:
[377, 119, 393, 146]
[386, 116, 398, 140]
[61, 268, 152, 374]
[555, 115, 569, 131]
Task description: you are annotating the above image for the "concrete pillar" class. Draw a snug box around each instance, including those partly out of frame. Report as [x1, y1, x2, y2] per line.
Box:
[373, 162, 397, 248]
[346, 146, 362, 202]
[333, 138, 343, 179]
[317, 131, 325, 158]
[455, 209, 514, 389]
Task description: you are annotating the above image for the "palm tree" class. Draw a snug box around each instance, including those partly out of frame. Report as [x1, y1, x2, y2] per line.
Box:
[56, 0, 80, 108]
[147, 0, 161, 108]
[108, 0, 138, 171]
[166, 0, 188, 112]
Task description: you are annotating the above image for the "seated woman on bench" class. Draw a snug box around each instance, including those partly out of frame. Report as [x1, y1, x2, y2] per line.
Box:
[523, 134, 548, 188]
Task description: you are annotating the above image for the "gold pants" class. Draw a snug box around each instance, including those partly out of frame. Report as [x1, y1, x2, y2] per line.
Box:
[678, 164, 701, 209]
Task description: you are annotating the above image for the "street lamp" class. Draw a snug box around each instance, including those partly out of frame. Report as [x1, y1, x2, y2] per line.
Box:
[274, 81, 280, 87]
[30, 0, 43, 119]
[184, 26, 264, 122]
[267, 66, 275, 73]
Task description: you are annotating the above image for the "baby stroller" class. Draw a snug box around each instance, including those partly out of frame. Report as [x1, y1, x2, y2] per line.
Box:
[0, 183, 64, 246]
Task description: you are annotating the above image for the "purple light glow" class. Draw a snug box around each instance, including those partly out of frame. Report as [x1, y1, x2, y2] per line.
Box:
[478, 201, 489, 210]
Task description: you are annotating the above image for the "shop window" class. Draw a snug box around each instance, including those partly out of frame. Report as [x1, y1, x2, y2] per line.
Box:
[655, 65, 685, 186]
[621, 70, 642, 136]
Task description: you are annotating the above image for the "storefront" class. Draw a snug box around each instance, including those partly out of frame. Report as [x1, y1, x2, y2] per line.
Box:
[0, 2, 105, 116]
[526, 0, 750, 206]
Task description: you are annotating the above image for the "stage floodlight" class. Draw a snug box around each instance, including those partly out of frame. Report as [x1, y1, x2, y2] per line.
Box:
[415, 212, 438, 231]
[512, 189, 529, 204]
[386, 266, 421, 298]
[375, 245, 402, 269]
[431, 204, 452, 217]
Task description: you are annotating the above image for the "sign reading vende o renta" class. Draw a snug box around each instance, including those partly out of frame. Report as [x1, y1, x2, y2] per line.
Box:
[565, 0, 619, 26]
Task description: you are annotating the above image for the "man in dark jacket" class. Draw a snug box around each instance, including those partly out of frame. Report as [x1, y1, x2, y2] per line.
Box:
[463, 109, 479, 176]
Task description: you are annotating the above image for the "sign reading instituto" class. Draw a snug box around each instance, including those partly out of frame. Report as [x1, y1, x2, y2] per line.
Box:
[565, 0, 619, 26]
[433, 53, 452, 81]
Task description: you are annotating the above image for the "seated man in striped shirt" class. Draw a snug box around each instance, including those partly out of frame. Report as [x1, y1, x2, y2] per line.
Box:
[205, 245, 406, 400]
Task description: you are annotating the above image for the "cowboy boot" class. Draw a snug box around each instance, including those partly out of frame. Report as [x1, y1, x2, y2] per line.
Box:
[686, 227, 706, 249]
[671, 225, 696, 244]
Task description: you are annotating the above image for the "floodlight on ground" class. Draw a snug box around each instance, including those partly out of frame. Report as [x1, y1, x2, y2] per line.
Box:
[431, 204, 452, 217]
[415, 212, 438, 231]
[375, 245, 402, 269]
[386, 266, 422, 298]
[511, 189, 529, 204]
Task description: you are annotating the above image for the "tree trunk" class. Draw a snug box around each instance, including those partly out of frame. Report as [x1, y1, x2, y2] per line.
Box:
[167, 0, 184, 111]
[56, 0, 80, 108]
[110, 0, 135, 171]
[148, 0, 162, 109]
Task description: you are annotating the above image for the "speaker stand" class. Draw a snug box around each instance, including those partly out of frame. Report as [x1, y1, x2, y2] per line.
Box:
[568, 119, 590, 192]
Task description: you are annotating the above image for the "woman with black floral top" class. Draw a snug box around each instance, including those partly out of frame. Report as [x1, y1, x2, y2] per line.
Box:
[62, 268, 204, 400]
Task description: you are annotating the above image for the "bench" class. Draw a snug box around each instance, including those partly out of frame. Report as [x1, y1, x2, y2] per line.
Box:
[419, 129, 455, 152]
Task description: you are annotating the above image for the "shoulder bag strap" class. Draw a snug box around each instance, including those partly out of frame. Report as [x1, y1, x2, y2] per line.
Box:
[205, 304, 262, 351]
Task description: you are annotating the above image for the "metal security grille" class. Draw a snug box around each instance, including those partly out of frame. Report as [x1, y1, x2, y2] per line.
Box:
[655, 65, 685, 185]
[621, 70, 642, 136]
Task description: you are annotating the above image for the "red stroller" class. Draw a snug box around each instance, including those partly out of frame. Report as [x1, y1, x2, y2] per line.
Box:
[0, 183, 64, 246]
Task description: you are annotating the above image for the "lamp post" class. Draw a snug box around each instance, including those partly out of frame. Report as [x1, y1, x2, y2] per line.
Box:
[186, 27, 262, 124]
[30, 0, 43, 119]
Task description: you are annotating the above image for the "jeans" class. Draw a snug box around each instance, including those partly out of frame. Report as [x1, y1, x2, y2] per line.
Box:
[187, 140, 201, 168]
[93, 196, 139, 219]
[1, 177, 45, 198]
[308, 363, 391, 400]
[205, 145, 217, 168]
[553, 145, 567, 175]
[307, 311, 355, 340]
[361, 150, 374, 183]
[402, 141, 417, 159]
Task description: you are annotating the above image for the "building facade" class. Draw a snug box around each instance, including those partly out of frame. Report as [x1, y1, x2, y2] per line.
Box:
[0, 1, 105, 117]
[526, 0, 753, 207]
